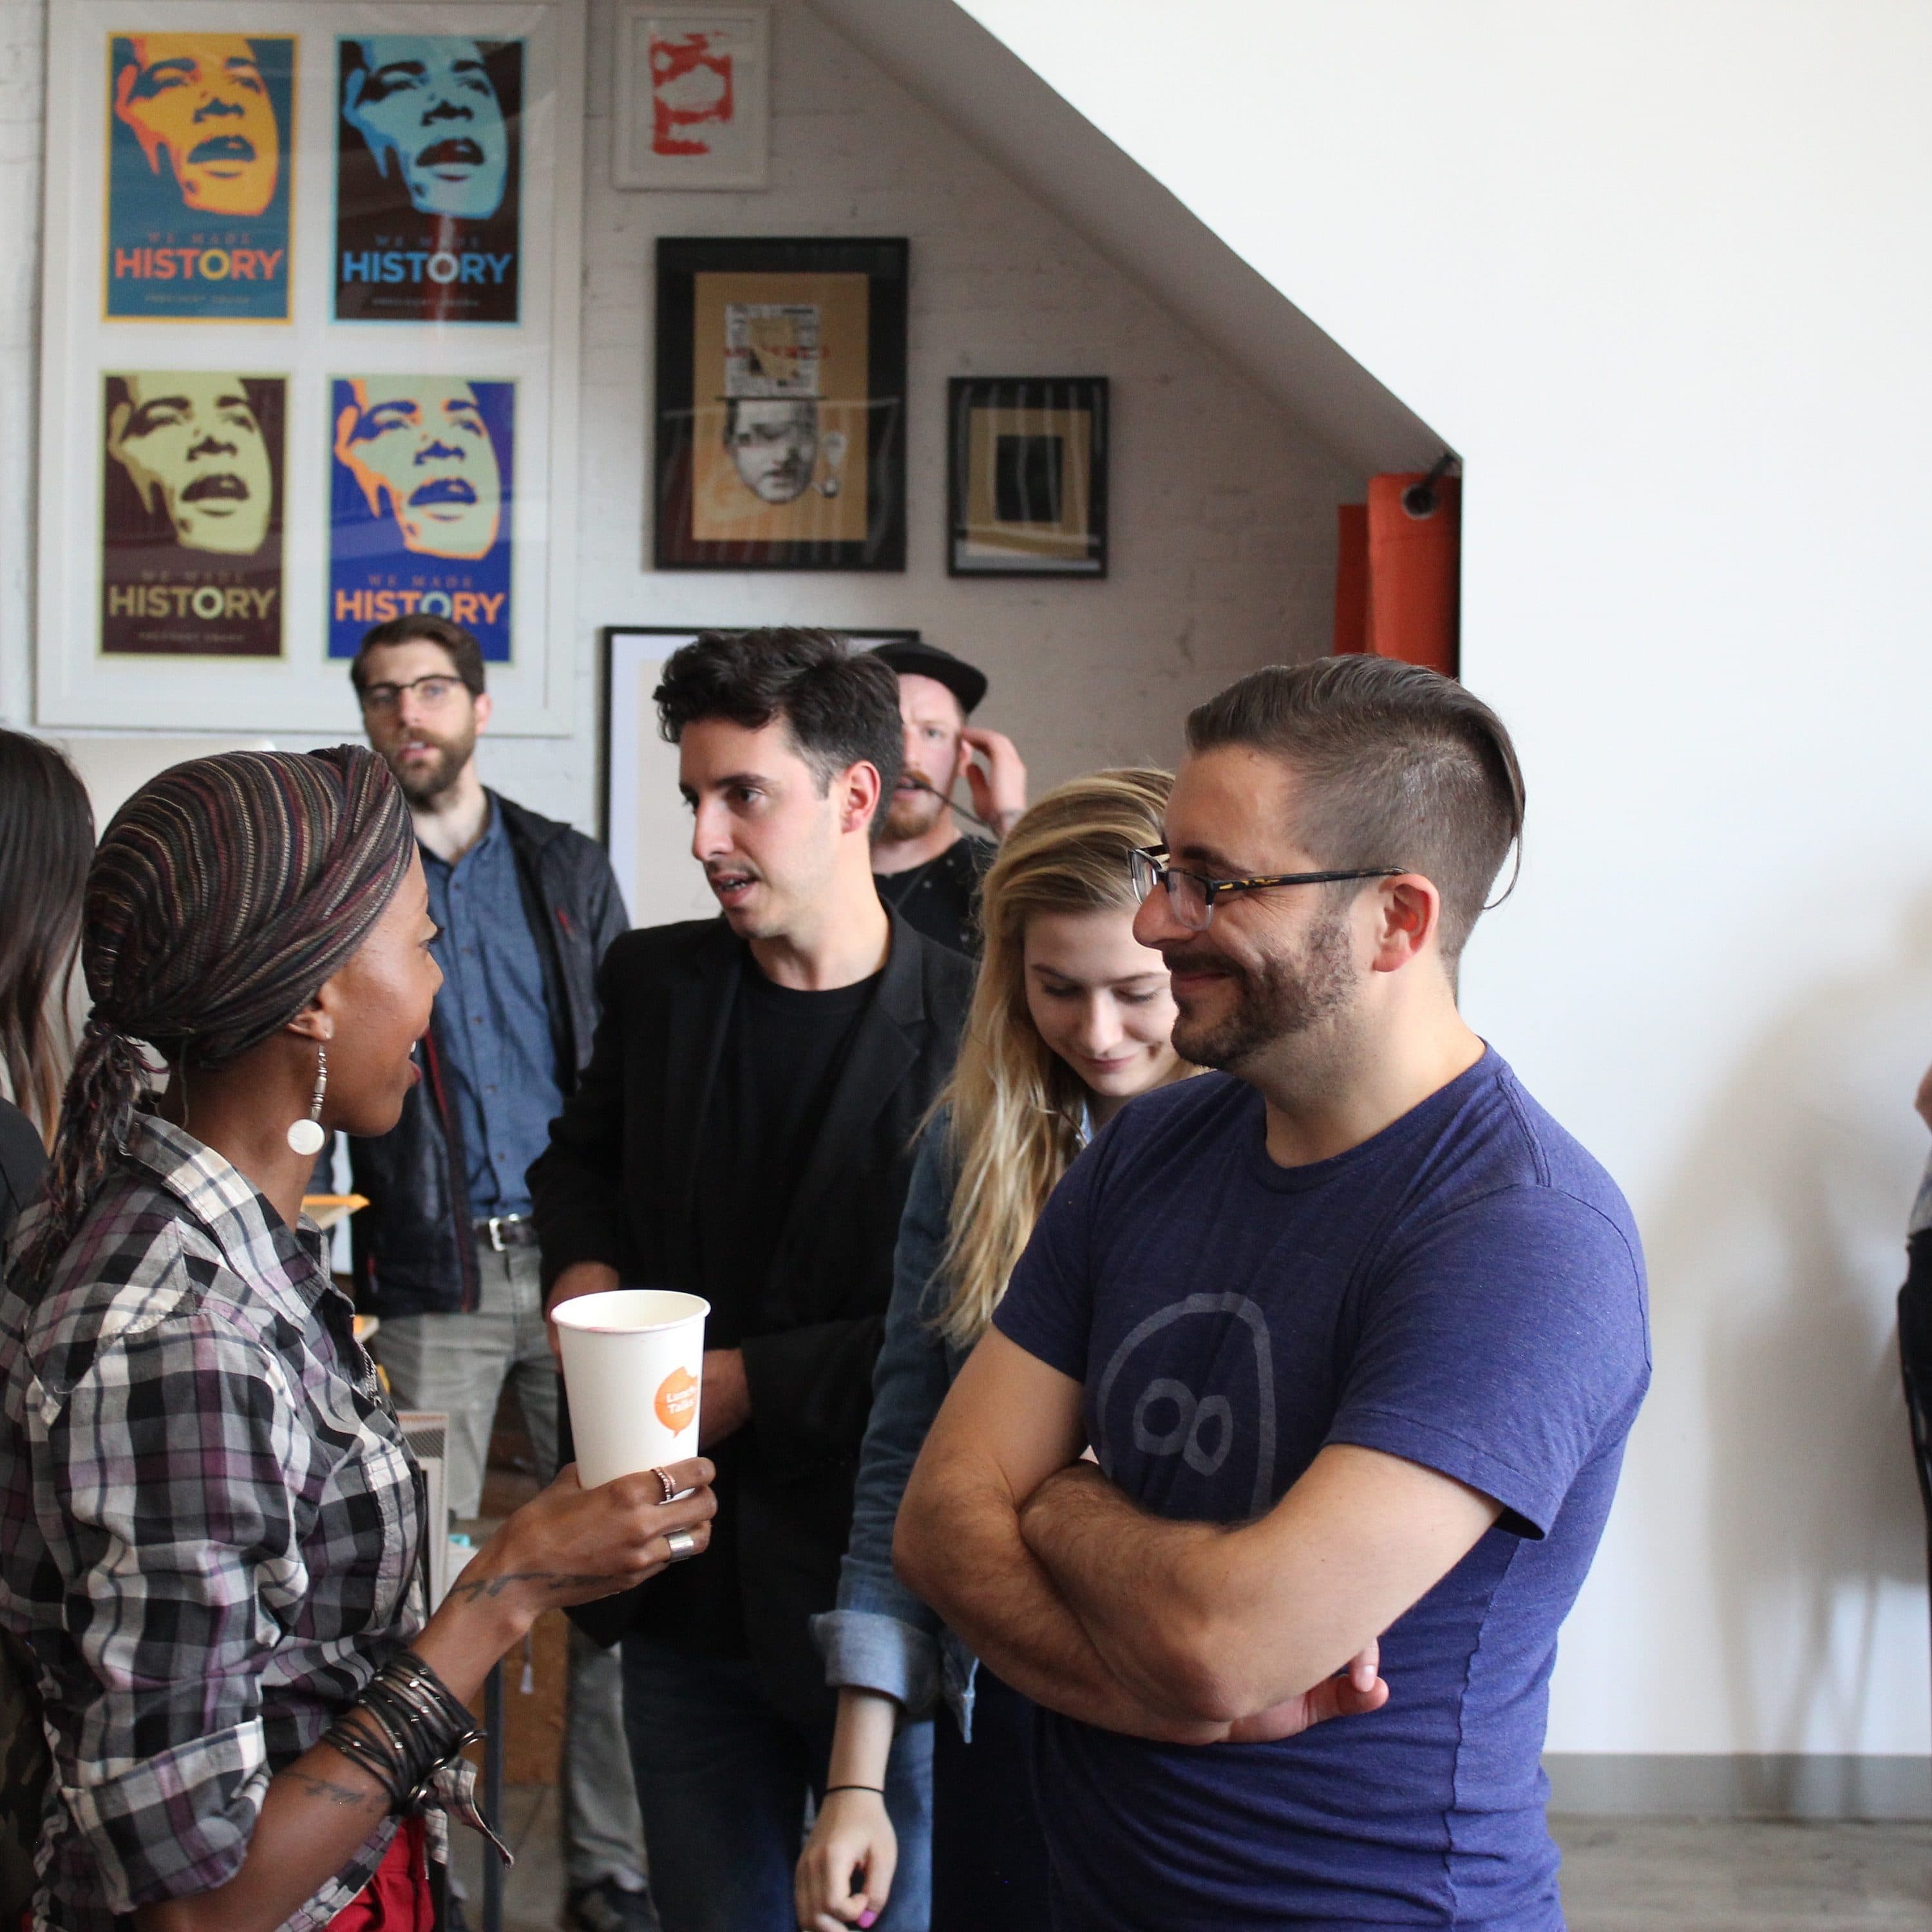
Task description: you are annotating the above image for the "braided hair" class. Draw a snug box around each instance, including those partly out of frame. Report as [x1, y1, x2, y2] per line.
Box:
[18, 746, 413, 1285]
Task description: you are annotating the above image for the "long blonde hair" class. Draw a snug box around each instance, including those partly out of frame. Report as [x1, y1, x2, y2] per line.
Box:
[933, 768, 1179, 1349]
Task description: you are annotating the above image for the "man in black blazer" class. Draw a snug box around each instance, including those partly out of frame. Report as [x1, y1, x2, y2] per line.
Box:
[531, 629, 974, 1932]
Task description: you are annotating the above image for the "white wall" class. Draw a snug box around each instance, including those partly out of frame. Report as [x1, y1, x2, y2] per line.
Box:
[0, 0, 1357, 828]
[957, 0, 1932, 1764]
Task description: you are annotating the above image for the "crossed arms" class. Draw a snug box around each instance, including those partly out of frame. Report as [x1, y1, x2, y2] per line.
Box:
[895, 1329, 1502, 1745]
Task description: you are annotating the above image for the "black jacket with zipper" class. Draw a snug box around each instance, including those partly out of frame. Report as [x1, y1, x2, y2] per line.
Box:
[528, 913, 974, 1727]
[349, 793, 629, 1319]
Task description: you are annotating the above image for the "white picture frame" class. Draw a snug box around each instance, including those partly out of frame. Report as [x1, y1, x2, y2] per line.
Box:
[35, 0, 587, 738]
[612, 5, 770, 192]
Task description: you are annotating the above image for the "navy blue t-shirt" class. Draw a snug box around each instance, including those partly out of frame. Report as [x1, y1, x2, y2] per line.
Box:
[993, 1050, 1649, 1931]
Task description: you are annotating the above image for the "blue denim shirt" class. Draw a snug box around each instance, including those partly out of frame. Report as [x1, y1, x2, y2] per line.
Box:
[811, 1126, 978, 1731]
[812, 1110, 1088, 1739]
[421, 797, 564, 1221]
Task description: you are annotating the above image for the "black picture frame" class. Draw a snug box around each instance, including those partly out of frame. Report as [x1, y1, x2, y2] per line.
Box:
[947, 376, 1108, 578]
[654, 237, 909, 571]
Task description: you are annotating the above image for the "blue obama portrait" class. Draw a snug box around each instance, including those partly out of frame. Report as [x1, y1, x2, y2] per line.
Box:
[334, 37, 523, 324]
[328, 376, 515, 663]
[341, 37, 507, 220]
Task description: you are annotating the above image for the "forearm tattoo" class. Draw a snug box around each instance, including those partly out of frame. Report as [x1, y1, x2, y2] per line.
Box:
[289, 1766, 386, 1810]
[443, 1568, 610, 1603]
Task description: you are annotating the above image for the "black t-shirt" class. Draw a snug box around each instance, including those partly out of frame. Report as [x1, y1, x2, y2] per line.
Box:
[873, 835, 994, 958]
[0, 1097, 46, 1247]
[677, 965, 880, 1654]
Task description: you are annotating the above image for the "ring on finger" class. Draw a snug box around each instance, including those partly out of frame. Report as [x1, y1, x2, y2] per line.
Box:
[665, 1529, 699, 1561]
[649, 1466, 676, 1506]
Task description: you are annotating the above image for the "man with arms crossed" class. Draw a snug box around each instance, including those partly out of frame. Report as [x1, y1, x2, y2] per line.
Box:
[900, 656, 1650, 1930]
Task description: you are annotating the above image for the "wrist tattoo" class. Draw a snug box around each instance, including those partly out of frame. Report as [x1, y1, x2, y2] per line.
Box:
[444, 1568, 609, 1603]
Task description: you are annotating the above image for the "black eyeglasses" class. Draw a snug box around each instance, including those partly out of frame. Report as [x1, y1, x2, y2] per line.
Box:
[358, 674, 468, 713]
[1130, 846, 1403, 932]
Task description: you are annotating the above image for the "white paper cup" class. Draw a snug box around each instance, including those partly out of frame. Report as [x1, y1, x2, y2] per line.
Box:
[553, 1289, 710, 1490]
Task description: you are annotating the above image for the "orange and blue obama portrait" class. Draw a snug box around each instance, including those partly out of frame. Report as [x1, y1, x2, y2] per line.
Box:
[105, 35, 294, 321]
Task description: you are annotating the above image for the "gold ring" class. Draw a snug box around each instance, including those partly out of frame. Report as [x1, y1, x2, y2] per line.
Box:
[649, 1466, 676, 1505]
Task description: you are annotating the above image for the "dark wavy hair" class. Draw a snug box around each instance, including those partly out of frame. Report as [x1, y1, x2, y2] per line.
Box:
[0, 733, 94, 1142]
[1187, 656, 1524, 967]
[653, 628, 902, 840]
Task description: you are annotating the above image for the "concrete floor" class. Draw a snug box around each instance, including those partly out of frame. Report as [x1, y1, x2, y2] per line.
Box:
[453, 1787, 1932, 1931]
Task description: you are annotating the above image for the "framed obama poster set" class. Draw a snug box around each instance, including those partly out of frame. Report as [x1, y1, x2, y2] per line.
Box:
[34, 1, 587, 737]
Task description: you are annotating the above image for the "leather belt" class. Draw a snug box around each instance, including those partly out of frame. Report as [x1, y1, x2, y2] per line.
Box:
[475, 1215, 540, 1253]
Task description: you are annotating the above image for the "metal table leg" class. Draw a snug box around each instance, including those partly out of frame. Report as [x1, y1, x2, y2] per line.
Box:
[483, 1661, 504, 1932]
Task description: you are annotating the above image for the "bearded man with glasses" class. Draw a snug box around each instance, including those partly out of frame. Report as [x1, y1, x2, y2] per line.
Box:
[346, 614, 656, 1932]
[899, 655, 1651, 1932]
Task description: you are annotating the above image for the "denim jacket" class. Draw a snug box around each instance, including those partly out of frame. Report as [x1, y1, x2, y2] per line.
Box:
[811, 1110, 1090, 1740]
[810, 1124, 980, 1732]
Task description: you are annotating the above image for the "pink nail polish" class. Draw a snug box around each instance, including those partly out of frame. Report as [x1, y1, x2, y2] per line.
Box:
[858, 1913, 878, 1929]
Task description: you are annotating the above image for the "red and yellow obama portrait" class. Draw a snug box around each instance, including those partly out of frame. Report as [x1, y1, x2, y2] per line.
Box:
[112, 35, 280, 218]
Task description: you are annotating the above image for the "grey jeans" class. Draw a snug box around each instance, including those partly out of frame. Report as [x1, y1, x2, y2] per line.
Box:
[373, 1238, 648, 1890]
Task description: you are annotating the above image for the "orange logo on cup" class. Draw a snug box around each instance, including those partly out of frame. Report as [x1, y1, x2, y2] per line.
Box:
[656, 1366, 698, 1434]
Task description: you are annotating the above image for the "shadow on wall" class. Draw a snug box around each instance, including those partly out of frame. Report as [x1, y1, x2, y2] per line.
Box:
[1642, 891, 1932, 1784]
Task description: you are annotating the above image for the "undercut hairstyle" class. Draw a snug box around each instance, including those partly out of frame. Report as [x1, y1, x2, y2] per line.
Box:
[653, 629, 903, 841]
[348, 614, 487, 697]
[1186, 657, 1524, 965]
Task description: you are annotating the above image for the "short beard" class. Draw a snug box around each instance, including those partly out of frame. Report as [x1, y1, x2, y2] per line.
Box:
[1169, 911, 1357, 1072]
[882, 782, 949, 844]
[386, 726, 475, 808]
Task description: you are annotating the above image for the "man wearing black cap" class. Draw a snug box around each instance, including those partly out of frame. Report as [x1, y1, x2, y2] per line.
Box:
[869, 639, 1028, 956]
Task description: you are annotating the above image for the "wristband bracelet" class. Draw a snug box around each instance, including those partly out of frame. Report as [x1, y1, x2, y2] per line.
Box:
[823, 1785, 886, 1797]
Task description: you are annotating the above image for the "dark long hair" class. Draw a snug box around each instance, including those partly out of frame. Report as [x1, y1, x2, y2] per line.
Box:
[0, 733, 93, 1143]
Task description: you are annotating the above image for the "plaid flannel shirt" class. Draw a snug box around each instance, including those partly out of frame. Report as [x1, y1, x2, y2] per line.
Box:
[0, 1113, 426, 1932]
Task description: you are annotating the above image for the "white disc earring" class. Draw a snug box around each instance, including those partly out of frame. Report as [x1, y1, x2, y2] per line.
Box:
[287, 1046, 328, 1157]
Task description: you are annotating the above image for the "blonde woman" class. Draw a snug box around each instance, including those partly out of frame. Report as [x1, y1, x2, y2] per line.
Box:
[797, 771, 1190, 1932]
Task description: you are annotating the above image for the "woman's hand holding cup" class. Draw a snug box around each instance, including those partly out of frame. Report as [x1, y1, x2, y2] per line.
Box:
[431, 1458, 717, 1656]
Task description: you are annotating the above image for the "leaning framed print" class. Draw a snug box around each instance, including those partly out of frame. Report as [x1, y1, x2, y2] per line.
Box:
[35, 1, 587, 737]
[947, 376, 1109, 578]
[613, 5, 772, 192]
[653, 237, 908, 571]
[602, 625, 916, 920]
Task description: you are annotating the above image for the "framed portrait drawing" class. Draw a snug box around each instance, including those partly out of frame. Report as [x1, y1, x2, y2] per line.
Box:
[653, 237, 907, 571]
[614, 5, 771, 191]
[602, 625, 916, 921]
[947, 376, 1109, 578]
[36, 0, 587, 737]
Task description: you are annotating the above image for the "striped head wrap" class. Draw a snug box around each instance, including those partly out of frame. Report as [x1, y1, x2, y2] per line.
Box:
[21, 745, 413, 1283]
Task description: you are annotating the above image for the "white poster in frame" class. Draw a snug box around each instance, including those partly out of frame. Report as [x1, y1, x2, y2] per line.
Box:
[35, 0, 586, 737]
[612, 5, 770, 191]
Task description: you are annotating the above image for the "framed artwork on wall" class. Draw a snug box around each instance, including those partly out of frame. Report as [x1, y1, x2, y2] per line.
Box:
[653, 236, 908, 571]
[602, 625, 915, 921]
[947, 376, 1109, 578]
[35, 1, 587, 737]
[613, 5, 771, 191]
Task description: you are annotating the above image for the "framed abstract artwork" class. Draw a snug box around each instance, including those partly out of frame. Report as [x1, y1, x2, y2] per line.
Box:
[613, 5, 771, 191]
[35, 1, 586, 736]
[652, 236, 908, 571]
[947, 375, 1109, 578]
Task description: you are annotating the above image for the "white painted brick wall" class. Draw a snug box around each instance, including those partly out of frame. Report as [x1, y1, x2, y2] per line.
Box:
[0, 0, 1354, 833]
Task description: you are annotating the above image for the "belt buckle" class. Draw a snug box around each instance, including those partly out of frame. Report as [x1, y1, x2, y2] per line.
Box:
[485, 1216, 507, 1254]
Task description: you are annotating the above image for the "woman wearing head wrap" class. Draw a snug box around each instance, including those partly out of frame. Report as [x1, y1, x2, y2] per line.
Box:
[0, 749, 715, 1932]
